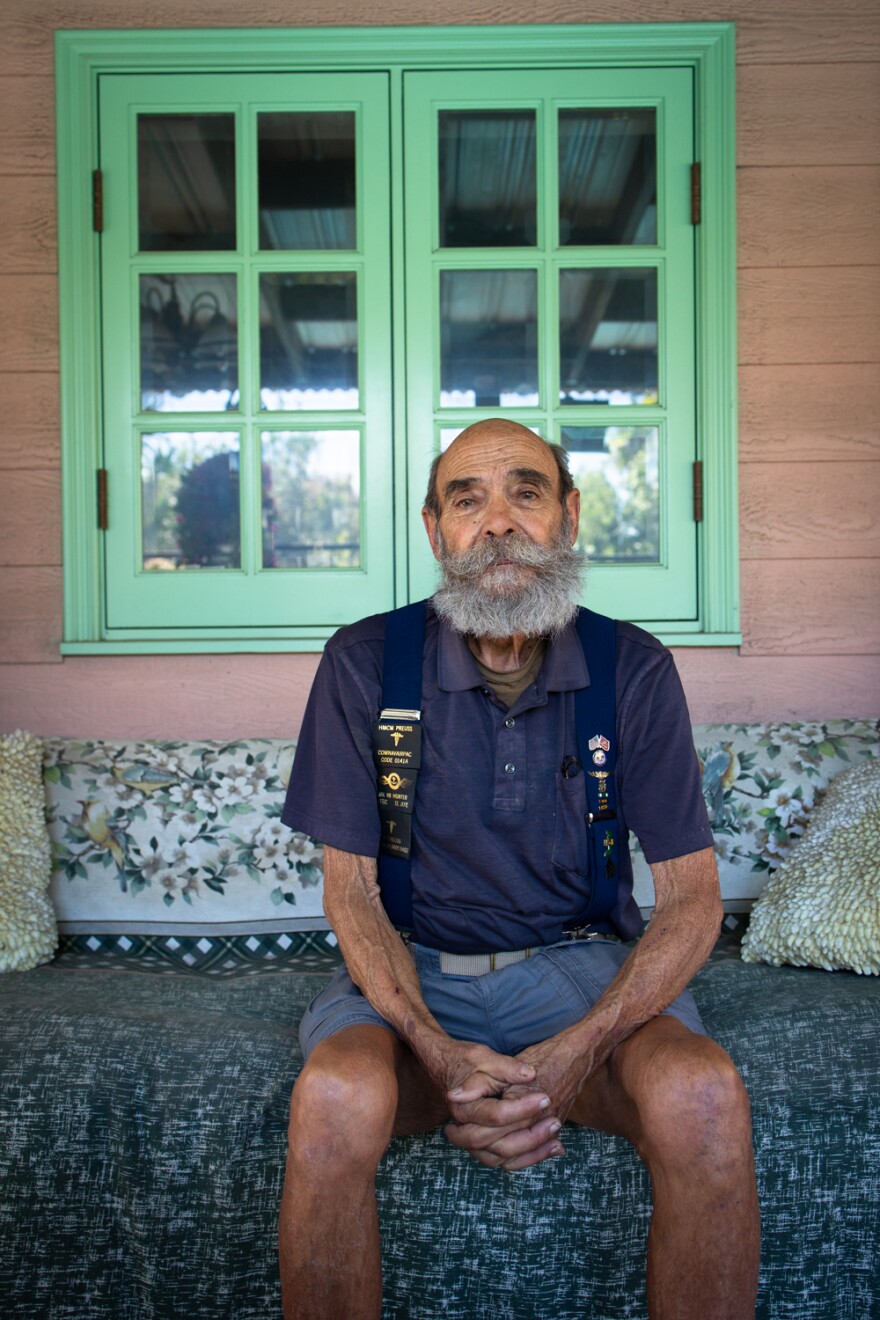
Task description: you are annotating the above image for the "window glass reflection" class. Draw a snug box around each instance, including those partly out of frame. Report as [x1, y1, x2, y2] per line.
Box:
[140, 274, 239, 413]
[258, 112, 356, 250]
[260, 272, 358, 411]
[261, 431, 360, 568]
[440, 269, 538, 408]
[138, 115, 236, 252]
[141, 432, 240, 570]
[562, 426, 659, 562]
[559, 109, 656, 246]
[439, 110, 537, 248]
[559, 268, 657, 405]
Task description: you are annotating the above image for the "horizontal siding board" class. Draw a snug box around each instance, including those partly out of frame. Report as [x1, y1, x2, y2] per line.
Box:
[0, 651, 321, 736]
[0, 77, 55, 173]
[740, 558, 880, 655]
[0, 173, 57, 273]
[738, 364, 880, 463]
[673, 651, 880, 723]
[0, 274, 58, 372]
[0, 471, 62, 566]
[739, 266, 880, 366]
[0, 372, 61, 469]
[738, 63, 880, 168]
[0, 565, 62, 664]
[0, 649, 876, 736]
[3, 1, 880, 71]
[738, 165, 880, 269]
[739, 461, 880, 560]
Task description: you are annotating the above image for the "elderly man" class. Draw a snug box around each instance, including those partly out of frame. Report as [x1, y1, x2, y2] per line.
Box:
[278, 418, 760, 1319]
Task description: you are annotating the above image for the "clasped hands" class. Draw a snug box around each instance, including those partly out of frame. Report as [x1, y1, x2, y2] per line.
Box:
[439, 1038, 590, 1172]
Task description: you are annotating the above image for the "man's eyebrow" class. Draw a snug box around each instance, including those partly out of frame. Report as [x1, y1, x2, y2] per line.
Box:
[442, 475, 482, 501]
[508, 467, 553, 491]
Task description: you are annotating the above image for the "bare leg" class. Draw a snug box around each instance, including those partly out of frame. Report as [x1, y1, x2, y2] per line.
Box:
[278, 1024, 446, 1320]
[570, 1016, 760, 1320]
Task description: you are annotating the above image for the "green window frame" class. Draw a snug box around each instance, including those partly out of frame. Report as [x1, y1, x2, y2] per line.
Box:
[56, 24, 739, 653]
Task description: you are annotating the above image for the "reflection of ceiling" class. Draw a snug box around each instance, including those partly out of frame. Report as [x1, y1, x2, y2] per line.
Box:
[138, 109, 658, 390]
[440, 109, 656, 247]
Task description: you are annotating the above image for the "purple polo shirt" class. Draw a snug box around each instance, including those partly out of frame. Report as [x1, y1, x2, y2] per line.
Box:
[282, 605, 713, 954]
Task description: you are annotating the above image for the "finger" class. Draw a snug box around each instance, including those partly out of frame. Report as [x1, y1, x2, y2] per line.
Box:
[449, 1090, 552, 1129]
[448, 1059, 536, 1102]
[445, 1117, 562, 1160]
[498, 1138, 566, 1172]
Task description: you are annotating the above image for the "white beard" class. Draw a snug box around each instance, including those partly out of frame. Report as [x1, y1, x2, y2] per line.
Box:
[431, 520, 585, 640]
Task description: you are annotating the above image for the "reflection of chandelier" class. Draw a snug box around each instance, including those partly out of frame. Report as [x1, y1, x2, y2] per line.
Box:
[143, 276, 237, 395]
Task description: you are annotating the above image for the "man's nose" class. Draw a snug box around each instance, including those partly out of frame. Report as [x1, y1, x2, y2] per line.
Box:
[482, 492, 516, 537]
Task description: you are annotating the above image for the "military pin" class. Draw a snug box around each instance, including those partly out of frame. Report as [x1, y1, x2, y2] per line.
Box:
[592, 749, 607, 766]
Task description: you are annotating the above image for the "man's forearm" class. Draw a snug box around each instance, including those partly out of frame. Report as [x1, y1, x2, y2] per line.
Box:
[321, 845, 454, 1076]
[533, 847, 722, 1082]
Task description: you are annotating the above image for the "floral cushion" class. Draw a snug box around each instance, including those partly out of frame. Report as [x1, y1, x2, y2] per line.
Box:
[43, 724, 878, 934]
[616, 720, 877, 907]
[44, 739, 322, 934]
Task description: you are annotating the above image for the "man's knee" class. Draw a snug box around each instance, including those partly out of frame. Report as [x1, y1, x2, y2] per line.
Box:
[289, 1030, 399, 1173]
[627, 1029, 753, 1171]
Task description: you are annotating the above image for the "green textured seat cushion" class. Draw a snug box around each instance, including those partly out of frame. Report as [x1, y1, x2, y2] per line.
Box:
[0, 948, 877, 1319]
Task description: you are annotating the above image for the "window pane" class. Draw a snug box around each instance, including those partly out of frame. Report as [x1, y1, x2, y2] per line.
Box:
[562, 426, 659, 562]
[141, 432, 240, 569]
[261, 431, 360, 568]
[440, 269, 538, 407]
[138, 115, 236, 251]
[140, 274, 238, 412]
[559, 109, 656, 246]
[559, 268, 657, 405]
[439, 110, 537, 247]
[260, 272, 358, 410]
[258, 112, 356, 250]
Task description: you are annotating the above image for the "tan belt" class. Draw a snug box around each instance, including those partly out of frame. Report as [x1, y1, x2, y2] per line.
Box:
[438, 947, 534, 976]
[434, 928, 617, 977]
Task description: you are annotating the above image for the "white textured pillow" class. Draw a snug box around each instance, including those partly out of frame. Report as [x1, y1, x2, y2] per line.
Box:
[741, 758, 880, 975]
[0, 730, 57, 972]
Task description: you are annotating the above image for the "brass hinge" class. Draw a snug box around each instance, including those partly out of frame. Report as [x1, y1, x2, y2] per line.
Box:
[97, 468, 109, 530]
[692, 460, 704, 523]
[92, 169, 104, 233]
[690, 162, 701, 225]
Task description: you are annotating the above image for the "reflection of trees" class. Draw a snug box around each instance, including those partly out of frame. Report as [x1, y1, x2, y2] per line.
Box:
[574, 428, 658, 563]
[262, 434, 360, 569]
[176, 452, 240, 567]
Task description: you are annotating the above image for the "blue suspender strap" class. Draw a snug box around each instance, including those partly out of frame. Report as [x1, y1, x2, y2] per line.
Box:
[374, 601, 427, 929]
[572, 608, 620, 926]
[374, 602, 618, 933]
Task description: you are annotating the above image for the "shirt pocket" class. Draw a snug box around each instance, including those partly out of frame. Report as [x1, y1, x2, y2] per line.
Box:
[550, 771, 589, 883]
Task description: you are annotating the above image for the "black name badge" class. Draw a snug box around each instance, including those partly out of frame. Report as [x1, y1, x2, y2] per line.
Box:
[378, 806, 412, 860]
[372, 720, 422, 773]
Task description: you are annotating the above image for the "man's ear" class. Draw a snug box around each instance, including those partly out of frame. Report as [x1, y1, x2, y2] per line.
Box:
[422, 507, 442, 562]
[565, 487, 581, 545]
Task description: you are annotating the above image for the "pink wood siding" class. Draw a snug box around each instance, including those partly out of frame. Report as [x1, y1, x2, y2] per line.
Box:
[1, 0, 878, 737]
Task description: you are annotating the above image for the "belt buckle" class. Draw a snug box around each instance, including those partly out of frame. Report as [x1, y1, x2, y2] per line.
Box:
[565, 924, 603, 942]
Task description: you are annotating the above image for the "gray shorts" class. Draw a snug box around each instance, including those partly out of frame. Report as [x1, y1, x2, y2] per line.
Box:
[298, 938, 707, 1062]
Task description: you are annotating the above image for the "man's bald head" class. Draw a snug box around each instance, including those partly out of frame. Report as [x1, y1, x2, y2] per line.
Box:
[423, 419, 575, 520]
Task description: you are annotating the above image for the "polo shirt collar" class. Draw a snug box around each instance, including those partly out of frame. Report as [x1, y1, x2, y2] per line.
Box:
[435, 610, 590, 693]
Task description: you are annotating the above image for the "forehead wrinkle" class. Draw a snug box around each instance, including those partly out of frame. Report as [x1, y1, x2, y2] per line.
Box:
[443, 467, 554, 502]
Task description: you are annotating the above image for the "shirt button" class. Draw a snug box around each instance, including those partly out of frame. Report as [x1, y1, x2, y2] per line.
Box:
[504, 717, 515, 728]
[504, 762, 516, 774]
